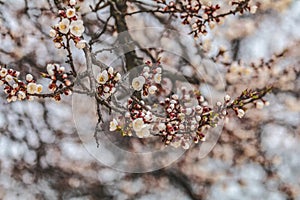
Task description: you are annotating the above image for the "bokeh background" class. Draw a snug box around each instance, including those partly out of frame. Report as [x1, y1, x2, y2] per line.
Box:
[0, 0, 299, 199]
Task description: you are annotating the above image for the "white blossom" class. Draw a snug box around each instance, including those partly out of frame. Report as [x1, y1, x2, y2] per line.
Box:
[26, 74, 33, 82]
[11, 96, 17, 102]
[58, 18, 70, 34]
[49, 29, 57, 37]
[66, 8, 76, 18]
[237, 109, 245, 118]
[225, 94, 231, 101]
[136, 125, 151, 138]
[5, 74, 12, 82]
[148, 85, 157, 95]
[47, 64, 55, 76]
[156, 67, 162, 74]
[104, 86, 110, 93]
[143, 72, 150, 78]
[185, 108, 193, 115]
[108, 67, 114, 75]
[154, 73, 161, 84]
[70, 20, 85, 37]
[10, 89, 16, 95]
[114, 73, 121, 81]
[132, 118, 144, 132]
[75, 40, 86, 49]
[169, 104, 174, 110]
[17, 91, 26, 100]
[54, 42, 62, 49]
[143, 66, 150, 72]
[109, 119, 118, 131]
[132, 76, 145, 91]
[144, 112, 152, 121]
[171, 94, 178, 100]
[7, 97, 12, 103]
[169, 100, 175, 105]
[0, 68, 7, 77]
[97, 70, 109, 84]
[203, 101, 209, 107]
[37, 84, 43, 94]
[27, 82, 37, 94]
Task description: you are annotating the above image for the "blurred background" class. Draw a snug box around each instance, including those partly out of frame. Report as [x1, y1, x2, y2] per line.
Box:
[0, 0, 299, 199]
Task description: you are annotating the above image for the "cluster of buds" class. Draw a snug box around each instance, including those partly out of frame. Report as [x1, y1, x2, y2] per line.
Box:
[0, 65, 43, 102]
[229, 87, 271, 118]
[109, 61, 238, 149]
[49, 0, 86, 49]
[156, 0, 257, 38]
[41, 64, 73, 101]
[131, 62, 162, 98]
[96, 67, 121, 100]
[109, 62, 161, 138]
[156, 90, 211, 149]
[107, 58, 272, 149]
[110, 82, 223, 149]
[128, 98, 153, 138]
[109, 98, 154, 138]
[231, 0, 258, 14]
[158, 94, 182, 145]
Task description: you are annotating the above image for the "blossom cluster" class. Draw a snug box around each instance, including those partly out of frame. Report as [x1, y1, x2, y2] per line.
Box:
[156, 0, 257, 38]
[109, 63, 162, 138]
[96, 67, 121, 100]
[110, 97, 155, 138]
[110, 80, 215, 149]
[128, 98, 154, 138]
[157, 92, 206, 148]
[107, 60, 273, 149]
[0, 65, 43, 102]
[41, 64, 73, 101]
[107, 64, 209, 148]
[230, 87, 271, 118]
[49, 0, 86, 49]
[131, 64, 162, 98]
